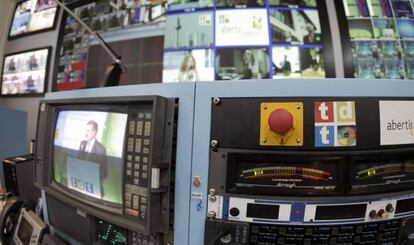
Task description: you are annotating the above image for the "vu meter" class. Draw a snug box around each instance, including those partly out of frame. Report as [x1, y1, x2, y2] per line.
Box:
[260, 102, 304, 146]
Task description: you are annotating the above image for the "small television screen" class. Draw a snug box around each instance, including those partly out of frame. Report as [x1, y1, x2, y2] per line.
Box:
[16, 216, 33, 245]
[1, 48, 50, 96]
[53, 110, 128, 206]
[9, 0, 58, 39]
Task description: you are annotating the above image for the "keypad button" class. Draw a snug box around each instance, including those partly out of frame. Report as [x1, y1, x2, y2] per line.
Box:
[129, 121, 136, 135]
[135, 139, 142, 153]
[136, 121, 143, 136]
[143, 147, 149, 154]
[144, 122, 151, 136]
[127, 138, 134, 152]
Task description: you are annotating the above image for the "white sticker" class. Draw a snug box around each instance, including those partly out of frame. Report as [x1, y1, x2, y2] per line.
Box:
[380, 101, 414, 145]
[215, 9, 269, 46]
[191, 192, 203, 199]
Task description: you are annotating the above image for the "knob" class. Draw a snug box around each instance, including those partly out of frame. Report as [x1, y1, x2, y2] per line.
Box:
[386, 204, 394, 213]
[378, 209, 385, 218]
[369, 210, 377, 219]
[229, 207, 240, 217]
[268, 109, 293, 134]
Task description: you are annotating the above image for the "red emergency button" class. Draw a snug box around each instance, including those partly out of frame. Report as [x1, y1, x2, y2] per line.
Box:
[268, 109, 294, 134]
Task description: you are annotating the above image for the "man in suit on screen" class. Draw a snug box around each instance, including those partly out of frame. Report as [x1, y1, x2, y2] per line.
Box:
[79, 120, 108, 197]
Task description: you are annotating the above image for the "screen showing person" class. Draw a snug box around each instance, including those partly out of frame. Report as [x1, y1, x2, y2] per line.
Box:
[1, 48, 49, 96]
[53, 110, 128, 205]
[216, 48, 270, 80]
[163, 49, 214, 82]
[9, 0, 57, 38]
[215, 9, 269, 46]
[270, 9, 321, 44]
[272, 46, 324, 78]
[164, 12, 213, 49]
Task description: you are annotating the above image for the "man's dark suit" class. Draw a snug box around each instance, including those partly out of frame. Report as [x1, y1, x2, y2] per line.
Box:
[78, 140, 108, 195]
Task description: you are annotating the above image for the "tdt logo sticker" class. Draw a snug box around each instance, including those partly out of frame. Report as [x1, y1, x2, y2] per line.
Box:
[314, 101, 357, 147]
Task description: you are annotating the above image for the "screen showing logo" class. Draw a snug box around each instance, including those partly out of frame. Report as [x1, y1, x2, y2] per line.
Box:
[314, 101, 357, 147]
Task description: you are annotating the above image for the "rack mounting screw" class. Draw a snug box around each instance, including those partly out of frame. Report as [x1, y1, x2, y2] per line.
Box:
[213, 97, 221, 105]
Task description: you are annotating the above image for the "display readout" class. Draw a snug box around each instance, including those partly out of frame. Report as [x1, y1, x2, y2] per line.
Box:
[226, 154, 345, 196]
[246, 203, 280, 220]
[350, 157, 414, 194]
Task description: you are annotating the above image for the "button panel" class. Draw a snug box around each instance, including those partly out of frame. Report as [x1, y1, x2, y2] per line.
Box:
[249, 220, 400, 244]
[129, 231, 159, 245]
[124, 109, 152, 221]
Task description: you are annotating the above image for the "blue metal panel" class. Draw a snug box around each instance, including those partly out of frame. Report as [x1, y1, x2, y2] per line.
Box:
[0, 106, 27, 189]
[45, 83, 195, 245]
[0, 106, 27, 159]
[189, 79, 414, 245]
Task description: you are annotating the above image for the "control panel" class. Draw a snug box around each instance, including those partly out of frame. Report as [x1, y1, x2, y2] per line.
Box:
[205, 97, 414, 245]
[124, 109, 153, 220]
[95, 218, 160, 245]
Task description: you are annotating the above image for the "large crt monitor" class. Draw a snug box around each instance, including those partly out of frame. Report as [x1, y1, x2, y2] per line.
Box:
[35, 96, 176, 244]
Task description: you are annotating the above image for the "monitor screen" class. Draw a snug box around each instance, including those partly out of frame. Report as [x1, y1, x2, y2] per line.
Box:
[339, 0, 414, 79]
[16, 216, 33, 245]
[1, 48, 49, 96]
[162, 0, 333, 82]
[9, 0, 57, 39]
[53, 110, 128, 206]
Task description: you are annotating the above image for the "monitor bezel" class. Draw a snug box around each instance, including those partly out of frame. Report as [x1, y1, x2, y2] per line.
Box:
[1, 46, 51, 97]
[7, 0, 60, 40]
[50, 104, 130, 214]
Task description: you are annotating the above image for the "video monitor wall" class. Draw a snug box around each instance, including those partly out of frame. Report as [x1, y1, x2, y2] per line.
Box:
[1, 48, 50, 96]
[56, 0, 166, 91]
[163, 0, 334, 82]
[339, 0, 414, 79]
[9, 0, 58, 39]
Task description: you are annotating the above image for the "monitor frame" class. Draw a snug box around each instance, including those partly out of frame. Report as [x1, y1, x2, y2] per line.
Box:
[35, 95, 176, 234]
[1, 46, 51, 97]
[8, 0, 60, 40]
